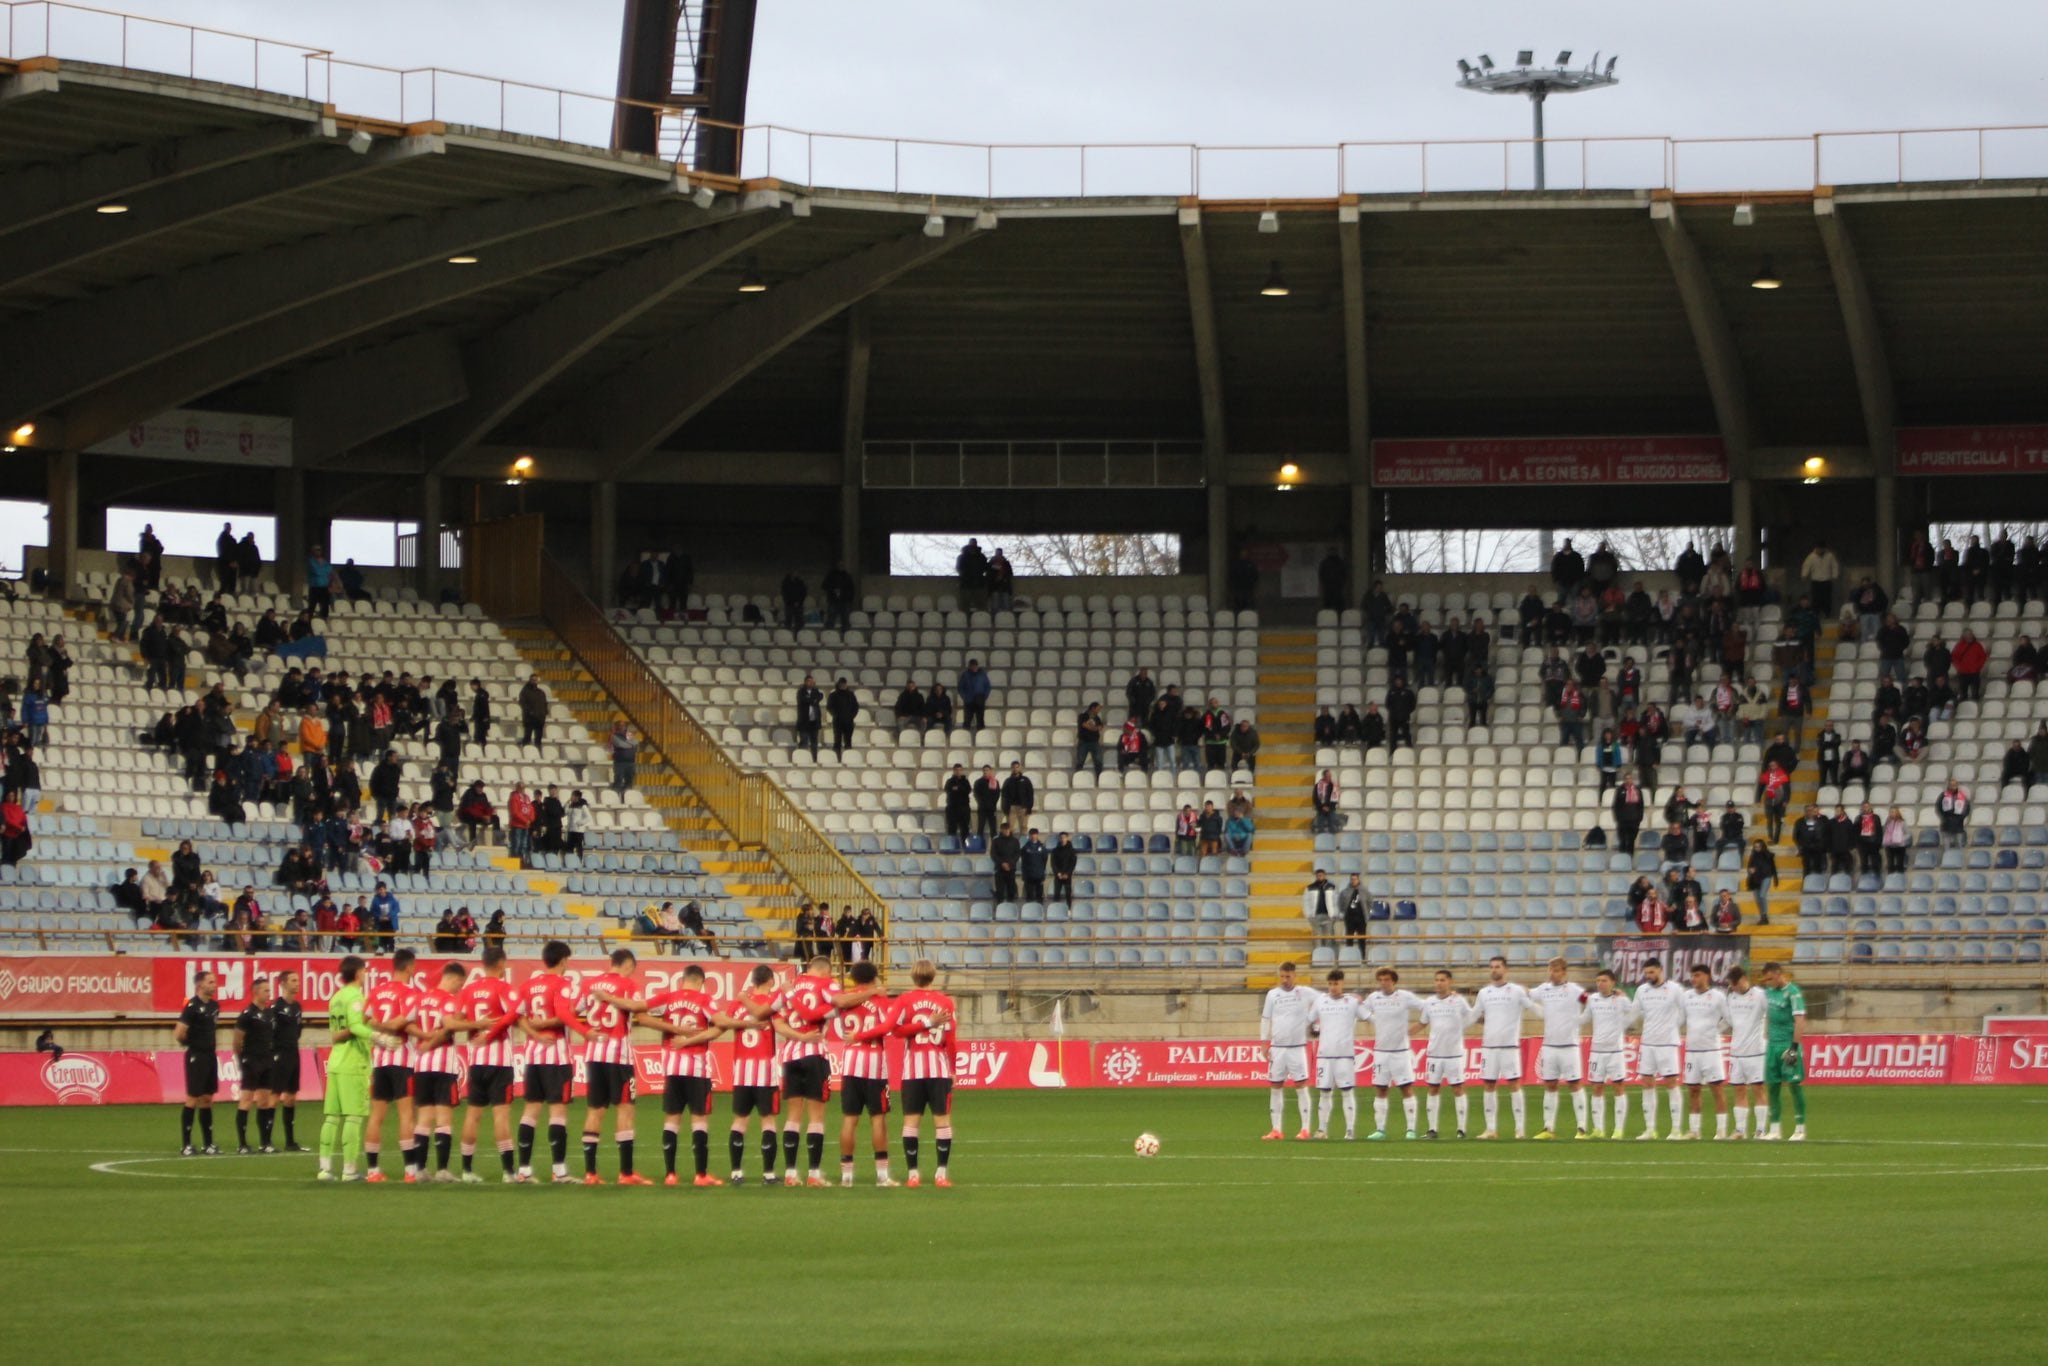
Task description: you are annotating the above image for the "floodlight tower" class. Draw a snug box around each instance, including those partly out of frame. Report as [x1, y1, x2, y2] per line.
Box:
[1455, 50, 1618, 190]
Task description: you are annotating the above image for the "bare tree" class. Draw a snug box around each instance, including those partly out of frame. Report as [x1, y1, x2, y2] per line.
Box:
[1384, 527, 1539, 574]
[1556, 526, 1735, 572]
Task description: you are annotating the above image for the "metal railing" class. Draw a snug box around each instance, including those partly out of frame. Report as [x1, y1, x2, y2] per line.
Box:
[8, 4, 2048, 196]
[535, 550, 889, 939]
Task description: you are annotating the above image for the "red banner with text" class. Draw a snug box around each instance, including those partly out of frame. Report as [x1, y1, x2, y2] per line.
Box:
[1371, 436, 1727, 487]
[1895, 425, 2048, 476]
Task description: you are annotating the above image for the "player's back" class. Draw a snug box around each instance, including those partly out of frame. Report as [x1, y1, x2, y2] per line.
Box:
[456, 976, 519, 1066]
[364, 977, 419, 1068]
[413, 988, 460, 1073]
[774, 973, 838, 1061]
[328, 984, 374, 1072]
[519, 971, 576, 1065]
[835, 993, 895, 1078]
[893, 988, 957, 1080]
[581, 970, 637, 1064]
[729, 989, 781, 1086]
[650, 987, 718, 1075]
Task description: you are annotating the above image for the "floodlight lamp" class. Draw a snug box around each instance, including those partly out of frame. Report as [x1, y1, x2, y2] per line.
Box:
[11, 423, 35, 443]
[923, 213, 946, 238]
[1732, 203, 1755, 227]
[1458, 59, 1473, 77]
[446, 255, 479, 265]
[1803, 456, 1825, 474]
[511, 455, 536, 476]
[1259, 262, 1290, 297]
[1479, 54, 1495, 70]
[1606, 55, 1619, 76]
[736, 259, 768, 293]
[346, 128, 374, 154]
[1556, 50, 1572, 65]
[96, 203, 129, 215]
[1516, 50, 1533, 66]
[691, 184, 717, 209]
[974, 207, 999, 231]
[1279, 463, 1300, 479]
[1751, 259, 1782, 290]
[1257, 210, 1279, 234]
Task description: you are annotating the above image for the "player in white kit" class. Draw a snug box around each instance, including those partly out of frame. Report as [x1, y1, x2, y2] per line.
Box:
[1526, 957, 1592, 1139]
[1680, 964, 1731, 1140]
[1582, 969, 1641, 1138]
[1419, 970, 1475, 1139]
[1471, 956, 1539, 1139]
[1722, 966, 1769, 1138]
[1362, 969, 1425, 1140]
[1631, 959, 1688, 1140]
[1308, 971, 1365, 1139]
[1260, 962, 1318, 1140]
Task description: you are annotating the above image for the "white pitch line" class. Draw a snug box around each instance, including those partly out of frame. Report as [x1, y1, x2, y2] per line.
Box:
[90, 1156, 304, 1182]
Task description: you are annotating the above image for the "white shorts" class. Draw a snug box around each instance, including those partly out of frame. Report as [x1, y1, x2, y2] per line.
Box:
[1588, 1051, 1631, 1085]
[1268, 1046, 1309, 1085]
[1638, 1044, 1680, 1080]
[1372, 1049, 1416, 1089]
[1729, 1054, 1764, 1086]
[1537, 1043, 1582, 1084]
[1478, 1046, 1523, 1083]
[1425, 1055, 1466, 1087]
[1316, 1054, 1357, 1091]
[1684, 1050, 1727, 1086]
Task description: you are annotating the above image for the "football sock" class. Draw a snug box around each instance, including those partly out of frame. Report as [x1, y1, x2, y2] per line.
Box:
[1570, 1091, 1588, 1132]
[1482, 1090, 1499, 1131]
[692, 1128, 709, 1177]
[1296, 1088, 1313, 1130]
[282, 1105, 296, 1145]
[1667, 1088, 1684, 1130]
[366, 1139, 381, 1171]
[1373, 1097, 1388, 1132]
[1509, 1091, 1526, 1136]
[517, 1122, 535, 1169]
[1427, 1092, 1441, 1131]
[1453, 1091, 1468, 1131]
[1614, 1094, 1630, 1133]
[547, 1123, 567, 1171]
[1591, 1095, 1606, 1132]
[663, 1129, 680, 1176]
[617, 1134, 635, 1177]
[1341, 1091, 1356, 1134]
[783, 1129, 801, 1171]
[341, 1116, 363, 1171]
[583, 1138, 599, 1176]
[259, 1107, 275, 1146]
[410, 1132, 428, 1171]
[1316, 1090, 1333, 1132]
[874, 1150, 890, 1181]
[935, 1132, 951, 1175]
[461, 1143, 476, 1174]
[1401, 1096, 1417, 1132]
[1766, 1081, 1781, 1124]
[435, 1129, 452, 1171]
[903, 1135, 920, 1172]
[729, 1131, 746, 1173]
[318, 1115, 337, 1165]
[236, 1110, 249, 1146]
[1791, 1083, 1807, 1123]
[1269, 1088, 1283, 1131]
[761, 1130, 778, 1175]
[498, 1142, 515, 1176]
[198, 1109, 213, 1145]
[182, 1108, 194, 1147]
[806, 1129, 825, 1174]
[1542, 1093, 1558, 1131]
[1715, 1111, 1729, 1139]
[1733, 1106, 1749, 1136]
[1689, 1109, 1703, 1137]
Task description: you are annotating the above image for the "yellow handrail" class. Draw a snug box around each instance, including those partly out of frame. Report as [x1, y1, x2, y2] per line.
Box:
[534, 552, 889, 948]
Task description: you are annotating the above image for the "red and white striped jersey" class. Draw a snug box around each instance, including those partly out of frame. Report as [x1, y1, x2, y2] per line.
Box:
[729, 990, 781, 1088]
[647, 987, 719, 1078]
[455, 975, 520, 1068]
[772, 974, 839, 1063]
[412, 987, 461, 1074]
[892, 989, 958, 1080]
[364, 977, 420, 1070]
[578, 971, 641, 1066]
[518, 972, 579, 1068]
[833, 993, 895, 1080]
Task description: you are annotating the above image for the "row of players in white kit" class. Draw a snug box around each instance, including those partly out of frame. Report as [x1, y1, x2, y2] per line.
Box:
[1259, 956, 1785, 1143]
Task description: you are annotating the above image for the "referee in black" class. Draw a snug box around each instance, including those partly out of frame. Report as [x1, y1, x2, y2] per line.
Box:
[272, 969, 307, 1151]
[174, 969, 221, 1155]
[233, 975, 277, 1154]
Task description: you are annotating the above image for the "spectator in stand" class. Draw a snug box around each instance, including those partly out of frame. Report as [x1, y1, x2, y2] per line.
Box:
[333, 902, 361, 951]
[306, 547, 333, 618]
[368, 882, 400, 948]
[1674, 893, 1707, 934]
[1715, 800, 1746, 855]
[0, 788, 28, 866]
[457, 780, 497, 845]
[141, 859, 172, 923]
[955, 539, 989, 610]
[1636, 887, 1670, 933]
[1951, 629, 1988, 702]
[1198, 698, 1230, 771]
[989, 824, 1020, 903]
[986, 549, 1015, 613]
[1466, 664, 1495, 728]
[1759, 762, 1792, 842]
[1853, 802, 1884, 876]
[2030, 724, 2048, 783]
[1314, 705, 1337, 747]
[1778, 673, 1810, 749]
[1302, 870, 1338, 944]
[1173, 804, 1199, 858]
[1125, 667, 1157, 721]
[517, 675, 549, 747]
[1074, 702, 1106, 774]
[680, 901, 720, 957]
[1228, 549, 1259, 612]
[1841, 741, 1873, 795]
[1746, 838, 1777, 925]
[2000, 739, 2032, 791]
[1224, 804, 1256, 857]
[793, 674, 823, 758]
[1196, 800, 1223, 859]
[1311, 770, 1341, 834]
[942, 765, 972, 841]
[1550, 538, 1584, 601]
[1709, 890, 1742, 934]
[779, 570, 808, 633]
[1594, 729, 1623, 792]
[1355, 702, 1386, 751]
[106, 569, 138, 643]
[821, 563, 855, 632]
[924, 681, 954, 736]
[1152, 697, 1185, 770]
[1792, 805, 1827, 878]
[1317, 549, 1347, 612]
[1657, 822, 1690, 875]
[1385, 677, 1417, 752]
[1019, 829, 1049, 904]
[1229, 718, 1261, 775]
[1612, 774, 1645, 855]
[112, 867, 146, 921]
[1936, 778, 1971, 847]
[1335, 874, 1368, 952]
[825, 678, 860, 758]
[1875, 612, 1911, 684]
[1001, 762, 1035, 832]
[1922, 634, 1952, 686]
[957, 659, 992, 733]
[1800, 541, 1839, 613]
[1962, 534, 1991, 604]
[893, 681, 927, 734]
[973, 765, 1001, 838]
[1883, 808, 1911, 874]
[2011, 636, 2041, 685]
[1116, 718, 1146, 773]
[792, 903, 822, 962]
[1177, 696, 1207, 773]
[1556, 679, 1587, 752]
[1824, 805, 1857, 876]
[1050, 832, 1078, 906]
[506, 782, 535, 860]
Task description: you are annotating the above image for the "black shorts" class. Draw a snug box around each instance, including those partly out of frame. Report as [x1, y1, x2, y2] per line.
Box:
[585, 1061, 634, 1110]
[183, 1053, 218, 1099]
[783, 1055, 830, 1102]
[270, 1052, 302, 1094]
[236, 1057, 273, 1093]
[467, 1065, 513, 1107]
[370, 1066, 413, 1103]
[663, 1075, 715, 1117]
[731, 1084, 781, 1119]
[523, 1063, 571, 1106]
[901, 1078, 953, 1117]
[414, 1073, 458, 1107]
[839, 1075, 890, 1117]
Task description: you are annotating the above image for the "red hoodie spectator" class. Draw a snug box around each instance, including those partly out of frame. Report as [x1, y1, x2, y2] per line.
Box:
[1951, 630, 1989, 702]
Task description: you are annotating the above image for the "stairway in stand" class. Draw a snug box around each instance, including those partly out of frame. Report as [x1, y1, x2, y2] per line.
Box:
[1244, 627, 1320, 987]
[501, 624, 798, 950]
[1749, 633, 1839, 963]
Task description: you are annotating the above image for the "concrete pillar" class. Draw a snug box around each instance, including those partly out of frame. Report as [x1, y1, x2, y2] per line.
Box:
[416, 473, 442, 595]
[45, 449, 78, 597]
[274, 466, 306, 596]
[1206, 480, 1228, 605]
[1731, 477, 1756, 570]
[1874, 474, 1898, 595]
[1348, 479, 1375, 586]
[591, 479, 617, 607]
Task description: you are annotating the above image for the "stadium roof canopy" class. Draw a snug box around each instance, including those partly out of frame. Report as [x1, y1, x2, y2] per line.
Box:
[2, 50, 2047, 497]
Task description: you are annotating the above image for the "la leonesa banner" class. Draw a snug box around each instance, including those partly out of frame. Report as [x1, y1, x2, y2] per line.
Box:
[1371, 436, 1727, 487]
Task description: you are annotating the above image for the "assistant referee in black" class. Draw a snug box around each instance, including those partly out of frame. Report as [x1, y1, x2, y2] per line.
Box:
[174, 969, 221, 1155]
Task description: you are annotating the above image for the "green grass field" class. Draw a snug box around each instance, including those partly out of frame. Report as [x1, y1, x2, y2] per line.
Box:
[3, 1087, 2045, 1362]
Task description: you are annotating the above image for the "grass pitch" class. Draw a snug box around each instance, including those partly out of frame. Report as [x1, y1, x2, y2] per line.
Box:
[2, 1087, 2045, 1362]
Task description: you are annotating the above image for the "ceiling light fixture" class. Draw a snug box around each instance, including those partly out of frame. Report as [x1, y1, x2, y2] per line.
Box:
[447, 254, 479, 265]
[923, 212, 946, 238]
[11, 423, 35, 443]
[1257, 209, 1280, 234]
[346, 128, 374, 154]
[1259, 261, 1290, 297]
[735, 258, 768, 293]
[691, 184, 717, 209]
[1750, 258, 1782, 290]
[1732, 202, 1755, 227]
[96, 203, 129, 215]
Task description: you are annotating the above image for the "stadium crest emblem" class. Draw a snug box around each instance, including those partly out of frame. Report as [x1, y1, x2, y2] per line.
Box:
[1101, 1047, 1143, 1086]
[43, 1054, 110, 1104]
[0, 968, 16, 1000]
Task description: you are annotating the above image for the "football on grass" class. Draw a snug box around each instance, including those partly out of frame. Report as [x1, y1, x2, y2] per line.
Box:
[1134, 1132, 1161, 1157]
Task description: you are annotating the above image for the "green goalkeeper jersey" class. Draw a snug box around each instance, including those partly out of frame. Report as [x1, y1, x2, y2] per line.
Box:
[327, 983, 377, 1075]
[1765, 982, 1806, 1045]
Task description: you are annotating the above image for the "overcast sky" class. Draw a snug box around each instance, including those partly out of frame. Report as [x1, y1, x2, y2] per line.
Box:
[44, 0, 2048, 180]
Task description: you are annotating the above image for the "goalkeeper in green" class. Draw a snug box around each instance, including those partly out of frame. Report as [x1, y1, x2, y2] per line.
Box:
[1758, 962, 1807, 1142]
[318, 956, 376, 1180]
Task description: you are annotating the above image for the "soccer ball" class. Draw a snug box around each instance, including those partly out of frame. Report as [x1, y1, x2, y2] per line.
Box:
[1133, 1132, 1161, 1157]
